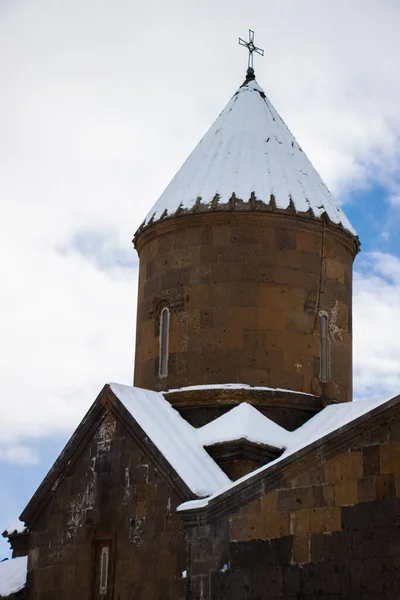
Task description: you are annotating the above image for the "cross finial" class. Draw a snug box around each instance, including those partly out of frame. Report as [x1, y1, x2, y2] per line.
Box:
[239, 29, 264, 70]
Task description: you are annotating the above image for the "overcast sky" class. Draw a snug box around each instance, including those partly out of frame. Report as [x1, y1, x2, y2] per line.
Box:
[1, 0, 400, 555]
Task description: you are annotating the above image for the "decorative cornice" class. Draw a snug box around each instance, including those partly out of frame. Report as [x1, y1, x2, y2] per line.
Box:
[133, 209, 360, 257]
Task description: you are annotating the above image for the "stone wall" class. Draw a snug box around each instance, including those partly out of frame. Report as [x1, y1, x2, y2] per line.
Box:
[134, 212, 357, 405]
[25, 412, 186, 600]
[185, 404, 400, 599]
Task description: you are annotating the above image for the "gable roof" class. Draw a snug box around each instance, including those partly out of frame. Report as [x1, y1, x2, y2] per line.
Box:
[19, 383, 230, 529]
[178, 395, 396, 515]
[0, 557, 27, 597]
[141, 75, 355, 236]
[197, 402, 289, 449]
[110, 383, 230, 495]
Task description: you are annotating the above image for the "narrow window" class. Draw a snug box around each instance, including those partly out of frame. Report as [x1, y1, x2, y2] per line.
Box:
[99, 546, 109, 595]
[320, 314, 329, 381]
[159, 307, 169, 377]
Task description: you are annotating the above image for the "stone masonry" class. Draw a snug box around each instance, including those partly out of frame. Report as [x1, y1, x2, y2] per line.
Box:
[183, 397, 400, 599]
[134, 211, 358, 406]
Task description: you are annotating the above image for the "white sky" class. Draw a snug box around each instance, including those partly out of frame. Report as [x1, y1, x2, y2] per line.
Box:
[1, 0, 400, 472]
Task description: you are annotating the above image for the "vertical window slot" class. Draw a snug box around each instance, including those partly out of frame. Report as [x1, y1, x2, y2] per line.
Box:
[99, 546, 109, 595]
[159, 307, 169, 377]
[320, 314, 329, 382]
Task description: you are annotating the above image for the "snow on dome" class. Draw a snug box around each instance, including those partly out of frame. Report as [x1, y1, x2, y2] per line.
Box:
[109, 383, 230, 497]
[141, 78, 356, 236]
[0, 556, 27, 597]
[197, 403, 290, 449]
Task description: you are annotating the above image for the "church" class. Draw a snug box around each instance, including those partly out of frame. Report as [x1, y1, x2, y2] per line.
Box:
[2, 32, 400, 599]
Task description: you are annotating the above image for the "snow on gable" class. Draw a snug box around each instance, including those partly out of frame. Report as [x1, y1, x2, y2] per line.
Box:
[143, 78, 355, 235]
[197, 403, 290, 449]
[5, 519, 26, 536]
[0, 556, 27, 597]
[178, 395, 392, 511]
[109, 383, 230, 497]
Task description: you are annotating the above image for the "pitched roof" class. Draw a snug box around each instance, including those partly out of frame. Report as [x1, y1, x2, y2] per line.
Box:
[0, 557, 27, 597]
[110, 383, 230, 496]
[197, 402, 289, 449]
[142, 75, 355, 235]
[178, 395, 393, 512]
[18, 384, 231, 528]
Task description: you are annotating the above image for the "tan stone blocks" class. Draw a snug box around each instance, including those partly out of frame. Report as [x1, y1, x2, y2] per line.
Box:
[379, 442, 400, 474]
[135, 212, 354, 397]
[334, 478, 358, 505]
[277, 486, 314, 511]
[325, 452, 363, 483]
[259, 284, 305, 313]
[290, 509, 311, 535]
[266, 511, 290, 539]
[325, 258, 345, 283]
[313, 483, 334, 507]
[257, 309, 286, 331]
[309, 507, 341, 534]
[296, 229, 321, 253]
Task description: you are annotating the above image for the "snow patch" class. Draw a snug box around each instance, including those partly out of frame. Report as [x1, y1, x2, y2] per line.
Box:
[0, 556, 27, 596]
[178, 395, 391, 511]
[110, 383, 230, 496]
[5, 519, 26, 536]
[197, 403, 289, 449]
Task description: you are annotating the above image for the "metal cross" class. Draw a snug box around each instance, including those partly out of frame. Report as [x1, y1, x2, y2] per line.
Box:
[238, 29, 264, 69]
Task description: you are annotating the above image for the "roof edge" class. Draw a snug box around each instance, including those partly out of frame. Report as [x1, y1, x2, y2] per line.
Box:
[179, 393, 400, 526]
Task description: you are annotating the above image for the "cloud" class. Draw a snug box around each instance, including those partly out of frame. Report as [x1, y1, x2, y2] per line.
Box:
[0, 445, 39, 466]
[353, 252, 400, 400]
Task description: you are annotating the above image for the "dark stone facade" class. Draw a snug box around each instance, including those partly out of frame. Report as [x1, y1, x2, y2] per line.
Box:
[134, 212, 357, 406]
[22, 406, 187, 600]
[183, 397, 400, 599]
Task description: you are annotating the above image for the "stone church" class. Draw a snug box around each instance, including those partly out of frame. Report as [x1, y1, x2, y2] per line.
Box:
[2, 44, 400, 599]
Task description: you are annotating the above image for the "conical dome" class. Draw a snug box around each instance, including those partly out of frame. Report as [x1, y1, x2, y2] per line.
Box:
[140, 73, 356, 236]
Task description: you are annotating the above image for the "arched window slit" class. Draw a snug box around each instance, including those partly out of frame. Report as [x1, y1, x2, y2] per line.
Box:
[99, 546, 109, 595]
[320, 314, 329, 382]
[159, 307, 169, 377]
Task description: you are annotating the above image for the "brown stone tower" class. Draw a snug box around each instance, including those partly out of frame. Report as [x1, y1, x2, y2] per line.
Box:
[133, 67, 359, 428]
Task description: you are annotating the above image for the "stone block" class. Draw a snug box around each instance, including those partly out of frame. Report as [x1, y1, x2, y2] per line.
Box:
[380, 442, 400, 475]
[292, 535, 310, 564]
[358, 477, 377, 503]
[334, 478, 358, 506]
[277, 486, 314, 512]
[376, 473, 396, 499]
[363, 445, 380, 477]
[325, 452, 363, 483]
[290, 509, 311, 535]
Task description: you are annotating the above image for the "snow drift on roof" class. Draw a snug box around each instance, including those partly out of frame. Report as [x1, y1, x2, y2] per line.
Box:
[109, 383, 230, 497]
[0, 556, 27, 597]
[143, 78, 355, 235]
[197, 403, 289, 449]
[178, 396, 391, 511]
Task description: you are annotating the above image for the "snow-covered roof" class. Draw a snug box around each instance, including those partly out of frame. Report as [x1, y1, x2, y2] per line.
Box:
[4, 520, 26, 537]
[197, 403, 289, 449]
[110, 383, 230, 497]
[0, 556, 27, 597]
[165, 383, 317, 397]
[178, 395, 391, 511]
[142, 76, 355, 235]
